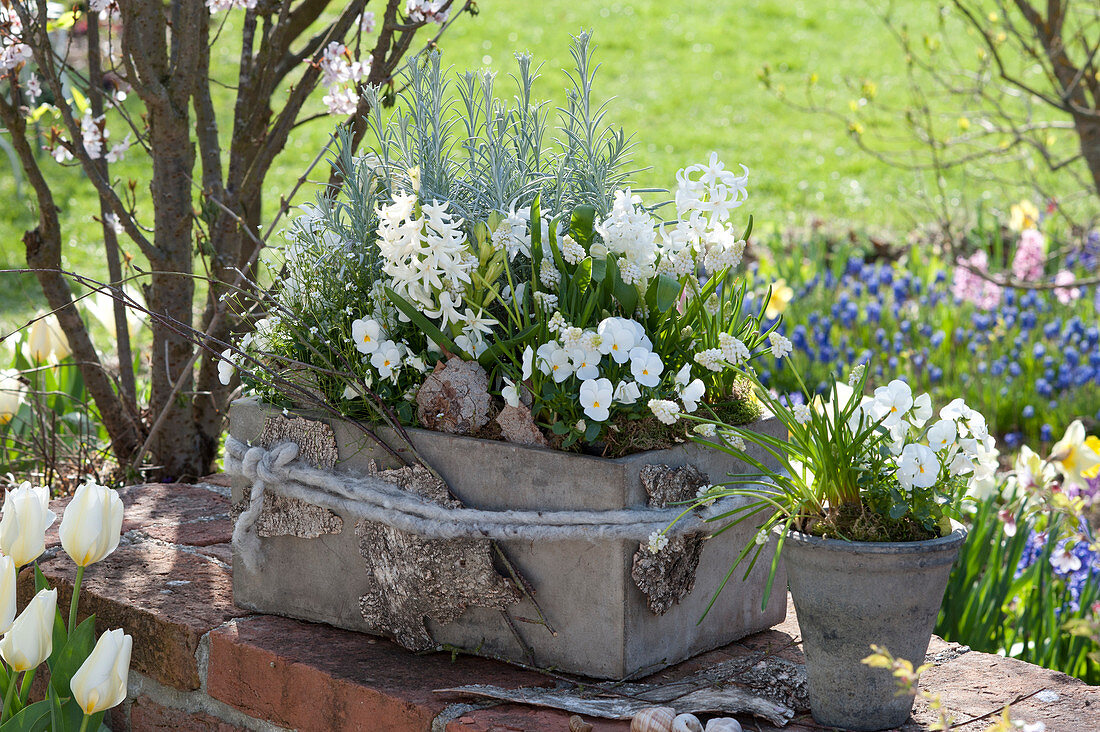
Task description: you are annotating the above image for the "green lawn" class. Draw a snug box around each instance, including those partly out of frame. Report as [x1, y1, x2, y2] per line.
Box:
[0, 0, 1043, 330]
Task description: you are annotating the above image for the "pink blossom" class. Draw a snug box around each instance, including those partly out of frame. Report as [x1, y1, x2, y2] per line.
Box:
[951, 250, 1002, 310]
[1053, 270, 1081, 305]
[1011, 228, 1046, 282]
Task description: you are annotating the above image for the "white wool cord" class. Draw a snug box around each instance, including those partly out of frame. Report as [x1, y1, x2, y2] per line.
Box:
[224, 436, 738, 571]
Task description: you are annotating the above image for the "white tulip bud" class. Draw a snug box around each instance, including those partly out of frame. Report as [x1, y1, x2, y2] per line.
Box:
[0, 555, 15, 634]
[60, 480, 124, 567]
[0, 482, 57, 567]
[70, 628, 132, 715]
[0, 588, 57, 672]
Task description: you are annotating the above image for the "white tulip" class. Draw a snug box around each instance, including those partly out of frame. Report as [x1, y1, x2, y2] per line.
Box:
[0, 369, 26, 425]
[0, 588, 56, 671]
[27, 314, 70, 362]
[70, 628, 132, 715]
[0, 554, 15, 634]
[60, 480, 124, 567]
[0, 482, 57, 567]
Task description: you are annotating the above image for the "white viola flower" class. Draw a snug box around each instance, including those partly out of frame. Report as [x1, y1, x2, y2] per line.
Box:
[521, 346, 534, 380]
[910, 393, 933, 427]
[625, 319, 653, 351]
[342, 384, 359, 400]
[948, 451, 975, 477]
[872, 379, 913, 428]
[351, 318, 384, 354]
[793, 403, 811, 424]
[1051, 545, 1082, 574]
[596, 318, 637, 364]
[926, 419, 957, 452]
[718, 332, 749, 364]
[217, 349, 235, 386]
[648, 399, 680, 425]
[579, 378, 613, 422]
[614, 380, 641, 405]
[768, 332, 793, 359]
[694, 348, 724, 372]
[501, 378, 521, 408]
[406, 355, 428, 373]
[630, 348, 664, 388]
[646, 531, 668, 555]
[680, 379, 705, 413]
[694, 423, 717, 438]
[454, 333, 487, 359]
[674, 363, 692, 388]
[571, 348, 601, 381]
[370, 340, 403, 380]
[547, 347, 574, 383]
[939, 397, 971, 423]
[897, 443, 940, 490]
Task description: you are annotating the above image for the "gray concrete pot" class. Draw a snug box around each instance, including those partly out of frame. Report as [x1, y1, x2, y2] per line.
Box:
[782, 528, 966, 731]
[228, 397, 788, 679]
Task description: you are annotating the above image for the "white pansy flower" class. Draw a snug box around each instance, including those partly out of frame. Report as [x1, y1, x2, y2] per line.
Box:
[630, 348, 664, 388]
[596, 318, 637, 364]
[579, 378, 613, 422]
[370, 340, 403, 380]
[910, 393, 933, 427]
[680, 379, 705, 413]
[351, 318, 384, 354]
[898, 443, 939, 490]
[521, 346, 534, 380]
[502, 378, 521, 408]
[571, 347, 601, 381]
[872, 379, 913, 429]
[217, 349, 235, 386]
[927, 419, 957, 452]
[614, 380, 641, 405]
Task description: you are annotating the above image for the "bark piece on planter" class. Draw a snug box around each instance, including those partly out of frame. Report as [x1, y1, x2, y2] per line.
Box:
[231, 413, 344, 539]
[356, 460, 521, 651]
[496, 404, 549, 447]
[631, 464, 710, 615]
[416, 357, 492, 435]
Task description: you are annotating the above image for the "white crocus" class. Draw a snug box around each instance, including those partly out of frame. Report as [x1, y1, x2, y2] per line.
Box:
[0, 482, 57, 567]
[217, 349, 235, 386]
[0, 588, 56, 671]
[501, 378, 520, 408]
[596, 318, 636, 364]
[614, 380, 641, 405]
[897, 443, 940, 490]
[629, 348, 664, 388]
[370, 340, 403, 380]
[579, 378, 613, 422]
[59, 480, 124, 567]
[0, 555, 14, 634]
[680, 379, 705, 413]
[351, 318, 384, 355]
[926, 419, 957, 453]
[70, 628, 132, 715]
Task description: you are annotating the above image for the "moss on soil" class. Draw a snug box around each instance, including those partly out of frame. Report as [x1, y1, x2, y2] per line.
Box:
[801, 501, 938, 542]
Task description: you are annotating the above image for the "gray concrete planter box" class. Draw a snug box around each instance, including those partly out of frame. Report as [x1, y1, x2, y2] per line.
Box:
[229, 397, 787, 679]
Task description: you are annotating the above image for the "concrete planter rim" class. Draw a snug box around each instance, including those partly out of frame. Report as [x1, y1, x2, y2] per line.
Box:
[782, 526, 967, 555]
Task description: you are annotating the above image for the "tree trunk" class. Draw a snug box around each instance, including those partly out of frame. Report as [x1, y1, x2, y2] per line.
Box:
[1075, 116, 1100, 201]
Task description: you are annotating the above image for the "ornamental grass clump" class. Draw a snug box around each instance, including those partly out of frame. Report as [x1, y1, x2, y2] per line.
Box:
[226, 37, 778, 456]
[671, 354, 999, 608]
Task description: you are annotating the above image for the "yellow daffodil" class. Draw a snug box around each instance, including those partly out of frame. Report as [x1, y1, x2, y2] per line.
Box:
[1049, 421, 1100, 488]
[1008, 200, 1039, 232]
[764, 279, 794, 319]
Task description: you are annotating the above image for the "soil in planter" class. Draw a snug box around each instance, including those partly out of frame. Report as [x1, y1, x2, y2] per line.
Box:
[801, 501, 938, 542]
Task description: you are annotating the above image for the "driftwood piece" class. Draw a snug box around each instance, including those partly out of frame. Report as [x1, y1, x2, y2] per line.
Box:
[416, 356, 493, 435]
[496, 403, 549, 447]
[436, 653, 803, 726]
[631, 464, 710, 615]
[231, 414, 344, 539]
[356, 460, 521, 651]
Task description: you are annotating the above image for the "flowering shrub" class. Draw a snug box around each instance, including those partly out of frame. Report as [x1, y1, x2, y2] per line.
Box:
[760, 222, 1100, 447]
[228, 39, 774, 454]
[0, 479, 132, 728]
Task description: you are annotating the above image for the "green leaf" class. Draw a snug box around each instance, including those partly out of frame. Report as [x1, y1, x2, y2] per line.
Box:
[590, 256, 607, 283]
[646, 274, 682, 314]
[48, 616, 96, 702]
[573, 257, 593, 299]
[0, 700, 51, 732]
[583, 420, 601, 443]
[740, 214, 754, 241]
[568, 204, 596, 248]
[550, 420, 568, 435]
[529, 195, 542, 268]
[477, 325, 538, 367]
[611, 264, 638, 316]
[33, 565, 48, 593]
[383, 288, 459, 356]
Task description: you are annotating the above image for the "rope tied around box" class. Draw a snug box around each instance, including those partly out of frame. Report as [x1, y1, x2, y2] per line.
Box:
[224, 435, 734, 572]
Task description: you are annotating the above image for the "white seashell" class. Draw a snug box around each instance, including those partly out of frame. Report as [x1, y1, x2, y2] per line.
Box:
[704, 719, 743, 732]
[672, 713, 703, 732]
[630, 706, 677, 732]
